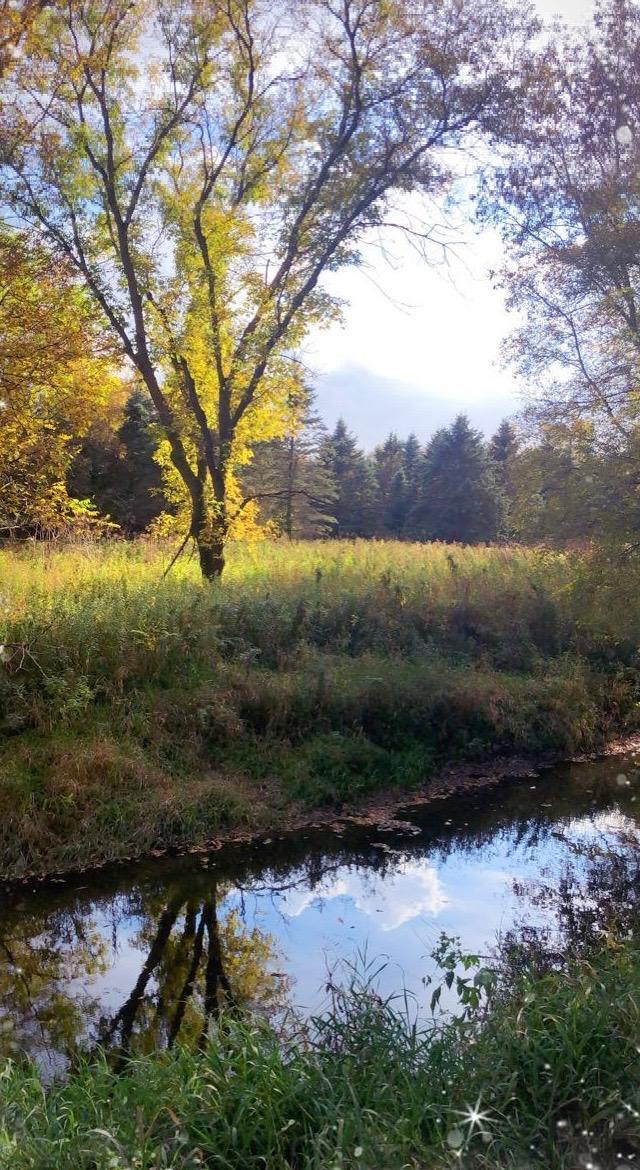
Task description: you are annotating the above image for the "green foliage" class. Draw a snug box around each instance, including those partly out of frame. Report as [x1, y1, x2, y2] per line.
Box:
[372, 432, 406, 535]
[320, 421, 377, 537]
[1, 934, 639, 1168]
[242, 391, 336, 539]
[411, 415, 504, 543]
[489, 419, 519, 539]
[427, 934, 498, 1016]
[68, 389, 168, 535]
[508, 419, 640, 549]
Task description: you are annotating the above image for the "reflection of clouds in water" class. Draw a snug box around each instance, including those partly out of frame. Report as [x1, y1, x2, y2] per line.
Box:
[277, 860, 449, 932]
[567, 810, 639, 840]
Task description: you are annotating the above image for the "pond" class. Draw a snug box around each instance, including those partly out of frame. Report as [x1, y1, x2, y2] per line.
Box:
[1, 751, 639, 1077]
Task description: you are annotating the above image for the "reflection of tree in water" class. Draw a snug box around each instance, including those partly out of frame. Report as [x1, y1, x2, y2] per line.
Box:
[0, 907, 109, 1067]
[2, 753, 639, 1067]
[0, 879, 287, 1066]
[101, 882, 287, 1061]
[500, 826, 640, 977]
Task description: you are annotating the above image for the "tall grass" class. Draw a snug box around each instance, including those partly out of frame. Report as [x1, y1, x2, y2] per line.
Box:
[1, 937, 639, 1169]
[0, 539, 638, 878]
[2, 538, 637, 681]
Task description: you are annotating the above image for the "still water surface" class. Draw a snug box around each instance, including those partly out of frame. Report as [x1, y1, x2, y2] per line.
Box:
[1, 753, 639, 1074]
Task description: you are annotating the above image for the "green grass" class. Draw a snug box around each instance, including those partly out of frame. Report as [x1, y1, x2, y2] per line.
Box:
[1, 937, 639, 1169]
[0, 538, 639, 878]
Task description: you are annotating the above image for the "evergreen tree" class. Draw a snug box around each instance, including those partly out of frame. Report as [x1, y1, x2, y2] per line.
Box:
[489, 419, 519, 539]
[68, 388, 166, 534]
[320, 420, 376, 537]
[395, 434, 423, 535]
[413, 414, 503, 543]
[386, 468, 409, 537]
[489, 419, 519, 468]
[402, 434, 422, 492]
[373, 433, 405, 535]
[116, 390, 167, 532]
[245, 398, 336, 539]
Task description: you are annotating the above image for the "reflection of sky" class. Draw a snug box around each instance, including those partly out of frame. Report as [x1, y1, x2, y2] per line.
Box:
[215, 813, 617, 1016]
[9, 797, 640, 1048]
[275, 859, 449, 930]
[564, 809, 639, 839]
[221, 850, 519, 1013]
[215, 805, 638, 1015]
[65, 834, 533, 1022]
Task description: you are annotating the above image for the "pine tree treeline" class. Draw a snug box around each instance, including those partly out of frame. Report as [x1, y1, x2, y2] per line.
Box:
[67, 387, 518, 545]
[73, 389, 639, 551]
[318, 414, 507, 540]
[245, 411, 511, 543]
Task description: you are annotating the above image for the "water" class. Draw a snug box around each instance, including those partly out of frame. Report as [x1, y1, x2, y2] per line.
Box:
[1, 752, 639, 1074]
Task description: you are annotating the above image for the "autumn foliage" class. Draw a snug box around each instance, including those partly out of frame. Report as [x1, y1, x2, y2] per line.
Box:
[0, 230, 119, 534]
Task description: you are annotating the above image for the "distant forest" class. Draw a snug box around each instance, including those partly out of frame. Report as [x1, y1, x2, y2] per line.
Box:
[66, 385, 623, 547]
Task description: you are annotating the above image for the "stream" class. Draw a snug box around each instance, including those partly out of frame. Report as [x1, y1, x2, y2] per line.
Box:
[1, 751, 639, 1076]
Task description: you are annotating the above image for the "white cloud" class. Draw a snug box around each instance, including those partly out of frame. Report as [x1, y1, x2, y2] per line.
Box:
[535, 0, 594, 22]
[306, 216, 520, 447]
[277, 860, 448, 932]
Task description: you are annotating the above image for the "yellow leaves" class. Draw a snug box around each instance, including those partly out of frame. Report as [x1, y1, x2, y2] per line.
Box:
[0, 229, 120, 532]
[226, 482, 267, 542]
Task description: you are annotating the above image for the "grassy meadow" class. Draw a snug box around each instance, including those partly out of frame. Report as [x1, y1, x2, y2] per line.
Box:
[0, 538, 639, 879]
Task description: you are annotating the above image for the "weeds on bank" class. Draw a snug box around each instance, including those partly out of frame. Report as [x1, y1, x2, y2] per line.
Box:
[1, 936, 639, 1169]
[0, 539, 639, 877]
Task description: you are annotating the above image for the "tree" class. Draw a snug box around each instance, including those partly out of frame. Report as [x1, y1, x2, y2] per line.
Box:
[244, 388, 336, 539]
[115, 390, 168, 533]
[386, 468, 410, 537]
[510, 419, 640, 547]
[321, 419, 376, 537]
[373, 432, 405, 535]
[402, 435, 423, 496]
[69, 388, 168, 535]
[0, 0, 533, 577]
[0, 229, 117, 536]
[483, 0, 640, 553]
[391, 433, 424, 537]
[485, 0, 640, 444]
[0, 0, 45, 77]
[0, 876, 286, 1064]
[412, 414, 503, 543]
[490, 419, 519, 468]
[489, 418, 519, 538]
[102, 881, 285, 1058]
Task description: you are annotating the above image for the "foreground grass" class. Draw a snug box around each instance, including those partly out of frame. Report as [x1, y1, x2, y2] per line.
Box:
[1, 938, 639, 1169]
[1, 539, 639, 878]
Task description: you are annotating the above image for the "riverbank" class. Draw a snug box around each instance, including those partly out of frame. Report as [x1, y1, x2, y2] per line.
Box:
[1, 539, 639, 881]
[2, 932, 639, 1169]
[5, 736, 638, 890]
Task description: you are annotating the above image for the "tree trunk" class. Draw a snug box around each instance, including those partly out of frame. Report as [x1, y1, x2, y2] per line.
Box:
[285, 435, 295, 539]
[197, 537, 225, 580]
[190, 474, 226, 580]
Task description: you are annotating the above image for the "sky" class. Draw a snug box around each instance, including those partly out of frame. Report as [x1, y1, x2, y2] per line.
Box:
[306, 0, 595, 450]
